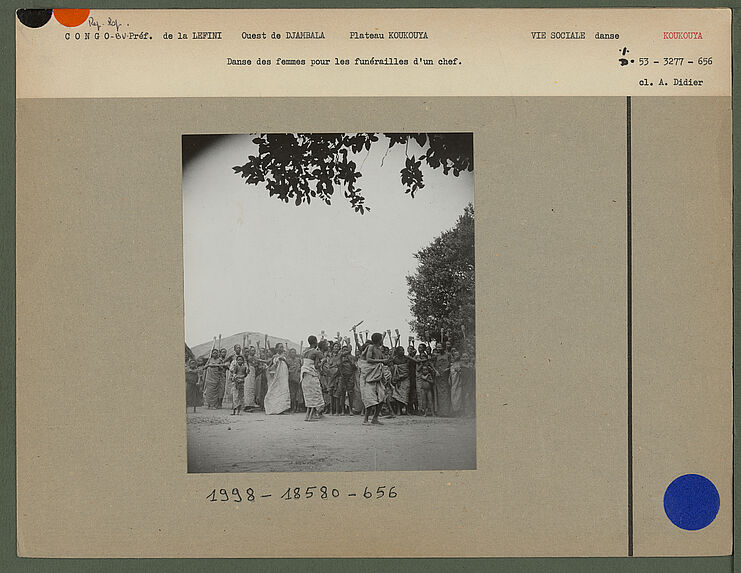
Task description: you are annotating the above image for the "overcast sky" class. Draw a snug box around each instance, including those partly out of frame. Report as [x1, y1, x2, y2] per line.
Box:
[183, 134, 474, 348]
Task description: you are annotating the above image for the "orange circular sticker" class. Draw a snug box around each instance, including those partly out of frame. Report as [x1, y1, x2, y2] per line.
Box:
[53, 9, 90, 28]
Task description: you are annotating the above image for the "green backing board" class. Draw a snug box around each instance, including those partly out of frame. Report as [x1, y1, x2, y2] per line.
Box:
[2, 2, 737, 572]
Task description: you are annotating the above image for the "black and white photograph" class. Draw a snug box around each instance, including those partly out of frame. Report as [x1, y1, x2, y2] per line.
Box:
[183, 132, 475, 473]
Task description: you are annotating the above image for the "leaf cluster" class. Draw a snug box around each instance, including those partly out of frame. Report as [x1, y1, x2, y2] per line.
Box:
[232, 133, 473, 213]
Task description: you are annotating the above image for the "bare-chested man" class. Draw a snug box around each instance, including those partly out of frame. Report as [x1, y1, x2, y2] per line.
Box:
[359, 332, 391, 425]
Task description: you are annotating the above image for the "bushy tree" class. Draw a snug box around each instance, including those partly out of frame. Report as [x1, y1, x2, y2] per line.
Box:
[232, 133, 473, 214]
[407, 204, 475, 349]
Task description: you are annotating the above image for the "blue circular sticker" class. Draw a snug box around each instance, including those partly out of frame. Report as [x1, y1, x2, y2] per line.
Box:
[663, 474, 720, 531]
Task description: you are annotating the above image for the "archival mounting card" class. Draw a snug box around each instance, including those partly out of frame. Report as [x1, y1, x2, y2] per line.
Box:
[15, 8, 732, 557]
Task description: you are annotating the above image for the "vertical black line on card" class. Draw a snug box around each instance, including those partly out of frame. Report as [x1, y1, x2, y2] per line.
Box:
[626, 95, 634, 557]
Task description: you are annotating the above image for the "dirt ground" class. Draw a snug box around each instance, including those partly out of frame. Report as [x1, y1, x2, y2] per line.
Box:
[187, 408, 476, 473]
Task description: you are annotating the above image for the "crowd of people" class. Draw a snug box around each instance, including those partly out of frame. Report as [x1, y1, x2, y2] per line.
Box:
[185, 332, 476, 424]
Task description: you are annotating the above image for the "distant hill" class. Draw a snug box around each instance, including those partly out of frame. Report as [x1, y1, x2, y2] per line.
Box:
[189, 331, 301, 359]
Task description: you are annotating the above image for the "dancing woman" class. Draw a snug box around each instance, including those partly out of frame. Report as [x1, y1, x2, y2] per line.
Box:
[203, 348, 228, 409]
[264, 344, 291, 415]
[300, 336, 325, 421]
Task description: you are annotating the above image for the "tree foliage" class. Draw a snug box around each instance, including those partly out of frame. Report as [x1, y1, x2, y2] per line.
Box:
[407, 204, 475, 349]
[233, 133, 473, 214]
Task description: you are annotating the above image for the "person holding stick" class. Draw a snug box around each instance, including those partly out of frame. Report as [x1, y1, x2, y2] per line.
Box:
[216, 347, 229, 408]
[352, 328, 362, 355]
[200, 337, 216, 403]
